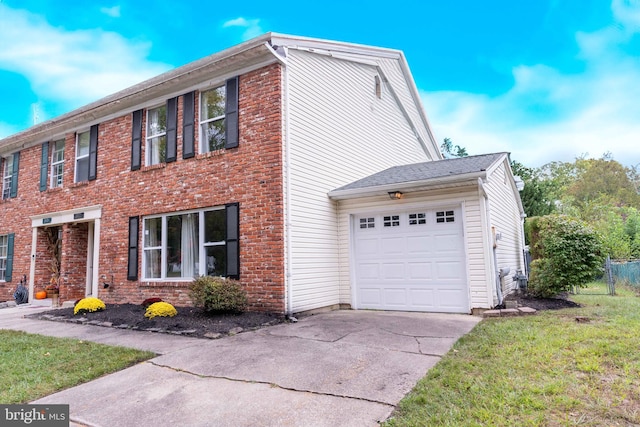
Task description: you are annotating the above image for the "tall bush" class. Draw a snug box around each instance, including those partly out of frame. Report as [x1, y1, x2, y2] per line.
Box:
[189, 276, 248, 313]
[528, 215, 605, 297]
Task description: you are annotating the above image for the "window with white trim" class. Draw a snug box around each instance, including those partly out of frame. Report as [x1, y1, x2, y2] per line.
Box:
[409, 213, 427, 225]
[200, 86, 226, 153]
[384, 215, 400, 227]
[2, 154, 13, 199]
[51, 139, 65, 188]
[143, 208, 227, 280]
[146, 105, 167, 165]
[0, 234, 7, 281]
[436, 210, 455, 223]
[75, 131, 90, 182]
[359, 217, 375, 229]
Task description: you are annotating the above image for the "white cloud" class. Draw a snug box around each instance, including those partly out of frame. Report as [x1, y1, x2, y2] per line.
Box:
[222, 17, 263, 41]
[0, 4, 170, 115]
[421, 0, 640, 168]
[100, 6, 121, 18]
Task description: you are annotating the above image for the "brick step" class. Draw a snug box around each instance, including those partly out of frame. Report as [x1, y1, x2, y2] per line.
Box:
[482, 307, 537, 318]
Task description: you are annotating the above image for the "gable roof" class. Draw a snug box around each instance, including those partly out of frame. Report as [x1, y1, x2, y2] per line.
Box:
[328, 152, 509, 199]
[0, 33, 439, 160]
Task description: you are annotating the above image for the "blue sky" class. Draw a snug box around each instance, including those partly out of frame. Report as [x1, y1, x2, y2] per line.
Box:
[0, 0, 638, 168]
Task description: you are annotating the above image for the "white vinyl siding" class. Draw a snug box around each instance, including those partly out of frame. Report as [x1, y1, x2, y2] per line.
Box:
[483, 160, 526, 299]
[286, 49, 434, 313]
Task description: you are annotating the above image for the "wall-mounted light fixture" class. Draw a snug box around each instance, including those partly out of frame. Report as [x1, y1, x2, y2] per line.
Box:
[388, 191, 403, 200]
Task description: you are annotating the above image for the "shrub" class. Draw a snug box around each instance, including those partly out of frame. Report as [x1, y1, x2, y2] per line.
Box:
[528, 215, 605, 297]
[141, 297, 163, 308]
[189, 276, 248, 313]
[74, 297, 106, 315]
[144, 302, 177, 319]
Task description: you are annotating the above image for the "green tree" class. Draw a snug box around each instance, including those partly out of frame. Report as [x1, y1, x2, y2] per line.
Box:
[527, 215, 605, 297]
[511, 160, 555, 218]
[440, 138, 468, 158]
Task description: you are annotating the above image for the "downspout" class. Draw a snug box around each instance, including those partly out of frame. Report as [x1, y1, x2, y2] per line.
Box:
[269, 43, 294, 316]
[492, 226, 504, 306]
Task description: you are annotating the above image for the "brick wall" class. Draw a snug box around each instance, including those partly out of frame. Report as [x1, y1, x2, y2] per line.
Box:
[0, 63, 286, 312]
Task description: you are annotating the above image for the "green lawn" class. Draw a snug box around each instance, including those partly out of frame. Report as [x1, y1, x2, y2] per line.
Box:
[0, 330, 155, 403]
[386, 283, 640, 426]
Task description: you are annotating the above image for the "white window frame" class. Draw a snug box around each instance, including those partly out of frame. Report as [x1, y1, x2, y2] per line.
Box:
[75, 131, 90, 183]
[142, 206, 226, 281]
[0, 234, 7, 281]
[2, 155, 13, 200]
[146, 104, 166, 166]
[51, 139, 65, 188]
[199, 86, 226, 154]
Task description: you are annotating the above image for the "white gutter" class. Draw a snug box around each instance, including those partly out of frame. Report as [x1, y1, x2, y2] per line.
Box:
[328, 171, 486, 200]
[276, 47, 294, 316]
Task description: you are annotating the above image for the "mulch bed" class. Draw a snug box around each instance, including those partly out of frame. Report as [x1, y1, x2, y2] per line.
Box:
[502, 292, 581, 311]
[29, 304, 285, 340]
[26, 293, 579, 339]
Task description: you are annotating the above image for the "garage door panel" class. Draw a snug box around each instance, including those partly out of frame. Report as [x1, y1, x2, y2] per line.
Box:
[435, 261, 465, 279]
[354, 208, 468, 313]
[381, 263, 405, 279]
[437, 288, 468, 309]
[380, 237, 405, 255]
[357, 263, 380, 279]
[408, 288, 436, 308]
[407, 236, 433, 253]
[384, 289, 408, 306]
[408, 262, 432, 279]
[356, 237, 379, 255]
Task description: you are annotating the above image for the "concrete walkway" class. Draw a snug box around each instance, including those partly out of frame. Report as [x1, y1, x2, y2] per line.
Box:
[1, 305, 481, 427]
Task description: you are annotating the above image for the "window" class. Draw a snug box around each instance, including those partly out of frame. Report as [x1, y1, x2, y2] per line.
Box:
[142, 208, 228, 280]
[146, 105, 167, 165]
[359, 217, 375, 229]
[384, 215, 400, 227]
[409, 213, 426, 225]
[51, 139, 65, 188]
[2, 154, 13, 200]
[200, 86, 226, 153]
[75, 131, 90, 182]
[436, 210, 455, 223]
[0, 234, 7, 281]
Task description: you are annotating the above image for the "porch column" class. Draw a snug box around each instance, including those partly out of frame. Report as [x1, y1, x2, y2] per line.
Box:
[91, 218, 101, 297]
[28, 226, 38, 303]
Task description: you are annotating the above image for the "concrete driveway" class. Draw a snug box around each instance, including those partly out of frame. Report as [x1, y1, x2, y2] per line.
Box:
[25, 309, 481, 426]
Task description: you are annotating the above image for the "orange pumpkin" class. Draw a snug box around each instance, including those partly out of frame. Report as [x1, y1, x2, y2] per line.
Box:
[35, 291, 47, 300]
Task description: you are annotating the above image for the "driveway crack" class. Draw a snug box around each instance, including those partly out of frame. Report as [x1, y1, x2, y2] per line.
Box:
[147, 361, 395, 408]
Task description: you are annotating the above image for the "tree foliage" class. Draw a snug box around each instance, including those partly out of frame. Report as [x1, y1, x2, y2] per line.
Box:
[440, 138, 468, 158]
[511, 160, 555, 218]
[527, 215, 605, 298]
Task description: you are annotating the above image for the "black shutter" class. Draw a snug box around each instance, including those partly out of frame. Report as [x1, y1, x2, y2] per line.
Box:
[10, 152, 19, 198]
[225, 77, 239, 149]
[88, 124, 98, 181]
[131, 110, 142, 171]
[166, 97, 178, 163]
[5, 233, 14, 282]
[127, 216, 139, 281]
[182, 91, 195, 159]
[225, 203, 240, 279]
[40, 143, 49, 191]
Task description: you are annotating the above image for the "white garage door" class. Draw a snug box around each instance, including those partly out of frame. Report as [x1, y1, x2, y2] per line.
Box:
[354, 207, 468, 313]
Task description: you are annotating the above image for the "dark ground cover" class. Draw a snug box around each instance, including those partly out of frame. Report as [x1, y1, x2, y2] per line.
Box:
[29, 304, 285, 339]
[502, 292, 581, 310]
[26, 293, 578, 339]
